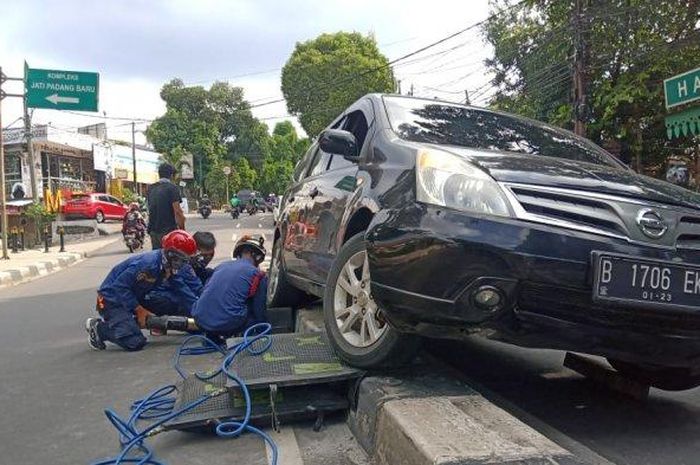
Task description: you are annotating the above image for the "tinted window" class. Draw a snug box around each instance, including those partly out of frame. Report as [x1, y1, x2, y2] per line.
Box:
[342, 110, 369, 151]
[306, 148, 331, 178]
[98, 195, 110, 202]
[383, 96, 620, 167]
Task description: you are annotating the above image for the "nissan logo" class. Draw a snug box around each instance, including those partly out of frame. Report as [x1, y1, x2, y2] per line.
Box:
[636, 209, 668, 239]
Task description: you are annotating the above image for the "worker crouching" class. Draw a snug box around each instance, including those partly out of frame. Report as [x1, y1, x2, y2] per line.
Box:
[191, 235, 268, 344]
[85, 230, 202, 351]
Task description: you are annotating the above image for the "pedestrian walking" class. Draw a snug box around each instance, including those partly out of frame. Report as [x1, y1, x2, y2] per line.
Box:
[147, 163, 185, 249]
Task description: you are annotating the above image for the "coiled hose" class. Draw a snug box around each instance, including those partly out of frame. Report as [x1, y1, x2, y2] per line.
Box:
[92, 323, 278, 465]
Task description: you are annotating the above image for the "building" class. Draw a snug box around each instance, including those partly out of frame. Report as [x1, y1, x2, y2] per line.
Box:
[2, 124, 162, 201]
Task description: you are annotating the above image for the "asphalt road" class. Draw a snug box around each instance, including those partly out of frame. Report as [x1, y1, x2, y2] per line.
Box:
[0, 211, 369, 465]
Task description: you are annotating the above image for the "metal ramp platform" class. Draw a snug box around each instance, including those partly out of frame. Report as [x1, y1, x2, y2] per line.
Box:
[165, 332, 363, 432]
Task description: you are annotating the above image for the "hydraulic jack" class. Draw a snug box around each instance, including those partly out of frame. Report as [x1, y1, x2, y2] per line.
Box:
[144, 315, 198, 335]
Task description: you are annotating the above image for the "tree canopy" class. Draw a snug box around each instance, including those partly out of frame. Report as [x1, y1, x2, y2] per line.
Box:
[483, 0, 700, 173]
[281, 32, 395, 137]
[146, 80, 310, 203]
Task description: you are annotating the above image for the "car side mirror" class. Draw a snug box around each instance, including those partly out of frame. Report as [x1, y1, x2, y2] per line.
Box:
[319, 129, 359, 162]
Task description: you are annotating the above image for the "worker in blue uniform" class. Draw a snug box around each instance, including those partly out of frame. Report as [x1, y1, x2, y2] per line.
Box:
[141, 231, 217, 317]
[85, 230, 202, 351]
[192, 235, 268, 343]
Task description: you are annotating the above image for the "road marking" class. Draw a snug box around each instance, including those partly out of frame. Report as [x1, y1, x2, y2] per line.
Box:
[231, 233, 238, 242]
[258, 223, 262, 228]
[266, 427, 303, 465]
[236, 223, 241, 228]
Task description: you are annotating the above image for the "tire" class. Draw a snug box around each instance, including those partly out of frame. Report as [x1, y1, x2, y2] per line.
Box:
[267, 236, 308, 308]
[95, 210, 105, 223]
[608, 359, 700, 391]
[323, 232, 420, 368]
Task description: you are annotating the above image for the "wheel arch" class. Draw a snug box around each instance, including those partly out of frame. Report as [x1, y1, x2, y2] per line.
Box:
[342, 207, 374, 245]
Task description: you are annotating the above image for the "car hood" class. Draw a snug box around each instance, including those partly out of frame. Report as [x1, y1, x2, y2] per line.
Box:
[436, 145, 700, 210]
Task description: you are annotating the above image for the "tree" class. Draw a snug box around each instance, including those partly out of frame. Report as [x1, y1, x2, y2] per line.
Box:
[259, 122, 311, 194]
[281, 32, 395, 137]
[235, 157, 257, 189]
[146, 79, 264, 189]
[483, 0, 700, 172]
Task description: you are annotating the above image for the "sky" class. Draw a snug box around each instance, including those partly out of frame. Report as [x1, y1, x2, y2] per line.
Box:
[0, 0, 496, 144]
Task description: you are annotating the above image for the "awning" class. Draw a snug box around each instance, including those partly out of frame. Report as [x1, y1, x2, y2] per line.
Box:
[666, 107, 700, 139]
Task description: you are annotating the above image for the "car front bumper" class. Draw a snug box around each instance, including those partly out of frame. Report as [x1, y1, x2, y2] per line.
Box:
[366, 204, 700, 368]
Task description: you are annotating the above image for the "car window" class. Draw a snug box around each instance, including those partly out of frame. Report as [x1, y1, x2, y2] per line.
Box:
[342, 110, 369, 151]
[109, 196, 123, 205]
[383, 96, 621, 168]
[294, 143, 317, 182]
[305, 147, 331, 178]
[98, 195, 110, 202]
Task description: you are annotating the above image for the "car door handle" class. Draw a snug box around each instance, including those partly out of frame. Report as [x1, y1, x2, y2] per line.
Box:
[309, 187, 320, 199]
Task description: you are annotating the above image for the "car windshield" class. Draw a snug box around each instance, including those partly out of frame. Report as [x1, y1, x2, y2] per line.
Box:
[383, 96, 620, 167]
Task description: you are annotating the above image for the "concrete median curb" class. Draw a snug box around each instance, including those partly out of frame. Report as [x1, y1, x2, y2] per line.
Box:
[0, 236, 122, 289]
[296, 307, 611, 465]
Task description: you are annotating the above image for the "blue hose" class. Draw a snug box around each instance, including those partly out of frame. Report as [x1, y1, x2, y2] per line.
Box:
[93, 322, 278, 465]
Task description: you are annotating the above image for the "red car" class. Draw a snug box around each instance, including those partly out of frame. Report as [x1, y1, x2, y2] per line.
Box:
[62, 193, 129, 223]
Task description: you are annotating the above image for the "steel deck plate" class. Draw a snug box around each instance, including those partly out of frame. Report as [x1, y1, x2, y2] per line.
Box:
[164, 374, 350, 431]
[225, 331, 363, 389]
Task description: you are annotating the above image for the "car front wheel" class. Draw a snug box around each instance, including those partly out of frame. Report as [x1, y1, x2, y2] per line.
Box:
[323, 232, 420, 368]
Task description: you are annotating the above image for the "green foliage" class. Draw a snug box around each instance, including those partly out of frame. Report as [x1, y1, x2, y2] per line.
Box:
[281, 32, 395, 137]
[235, 157, 258, 190]
[25, 202, 55, 228]
[121, 187, 138, 204]
[483, 0, 700, 171]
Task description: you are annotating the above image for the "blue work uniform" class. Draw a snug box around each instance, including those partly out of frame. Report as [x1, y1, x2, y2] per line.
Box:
[95, 250, 203, 351]
[192, 259, 268, 338]
[142, 263, 213, 316]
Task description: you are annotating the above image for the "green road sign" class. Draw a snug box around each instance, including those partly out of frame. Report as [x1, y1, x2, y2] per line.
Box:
[664, 66, 700, 109]
[25, 67, 99, 111]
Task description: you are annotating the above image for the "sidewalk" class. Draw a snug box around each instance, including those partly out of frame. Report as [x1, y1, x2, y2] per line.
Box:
[0, 235, 122, 288]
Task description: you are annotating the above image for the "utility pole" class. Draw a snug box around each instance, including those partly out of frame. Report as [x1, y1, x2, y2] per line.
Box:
[131, 122, 138, 195]
[0, 66, 8, 259]
[23, 61, 38, 201]
[409, 83, 414, 96]
[397, 79, 402, 95]
[0, 66, 24, 260]
[572, 0, 587, 136]
[464, 89, 471, 105]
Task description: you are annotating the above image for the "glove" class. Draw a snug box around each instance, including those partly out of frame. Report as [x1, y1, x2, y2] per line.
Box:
[135, 305, 154, 329]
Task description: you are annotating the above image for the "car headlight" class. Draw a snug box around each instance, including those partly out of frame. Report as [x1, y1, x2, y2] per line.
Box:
[416, 149, 511, 216]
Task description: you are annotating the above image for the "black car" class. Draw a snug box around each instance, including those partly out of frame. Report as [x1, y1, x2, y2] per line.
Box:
[268, 94, 700, 390]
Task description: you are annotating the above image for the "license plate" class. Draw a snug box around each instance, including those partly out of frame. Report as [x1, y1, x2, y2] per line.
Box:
[593, 252, 700, 311]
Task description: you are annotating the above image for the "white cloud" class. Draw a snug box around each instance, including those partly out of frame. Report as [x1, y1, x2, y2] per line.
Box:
[1, 0, 495, 143]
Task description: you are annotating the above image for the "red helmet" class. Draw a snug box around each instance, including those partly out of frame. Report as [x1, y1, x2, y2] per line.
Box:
[161, 230, 197, 257]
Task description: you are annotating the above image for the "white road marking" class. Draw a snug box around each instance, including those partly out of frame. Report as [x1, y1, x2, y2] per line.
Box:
[236, 223, 241, 228]
[258, 223, 262, 228]
[266, 427, 303, 465]
[231, 233, 238, 242]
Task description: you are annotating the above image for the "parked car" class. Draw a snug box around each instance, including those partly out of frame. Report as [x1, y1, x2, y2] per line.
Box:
[62, 193, 129, 223]
[268, 93, 700, 390]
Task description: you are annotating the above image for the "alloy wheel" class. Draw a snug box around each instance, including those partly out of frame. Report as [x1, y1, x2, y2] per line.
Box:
[333, 250, 387, 348]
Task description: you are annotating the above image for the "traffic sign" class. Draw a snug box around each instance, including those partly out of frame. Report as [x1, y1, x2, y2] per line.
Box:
[25, 67, 99, 111]
[664, 66, 700, 109]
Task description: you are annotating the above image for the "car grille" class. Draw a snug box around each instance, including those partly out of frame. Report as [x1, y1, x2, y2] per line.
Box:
[502, 183, 700, 250]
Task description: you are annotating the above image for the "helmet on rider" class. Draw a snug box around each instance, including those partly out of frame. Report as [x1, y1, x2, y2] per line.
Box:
[161, 230, 197, 273]
[232, 235, 266, 266]
[129, 202, 139, 211]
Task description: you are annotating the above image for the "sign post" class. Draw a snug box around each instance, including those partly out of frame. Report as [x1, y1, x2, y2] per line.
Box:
[25, 67, 99, 111]
[223, 166, 231, 202]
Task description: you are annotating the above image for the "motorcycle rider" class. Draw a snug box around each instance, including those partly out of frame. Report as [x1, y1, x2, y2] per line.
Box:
[122, 202, 146, 243]
[230, 193, 241, 213]
[191, 235, 268, 344]
[85, 230, 203, 351]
